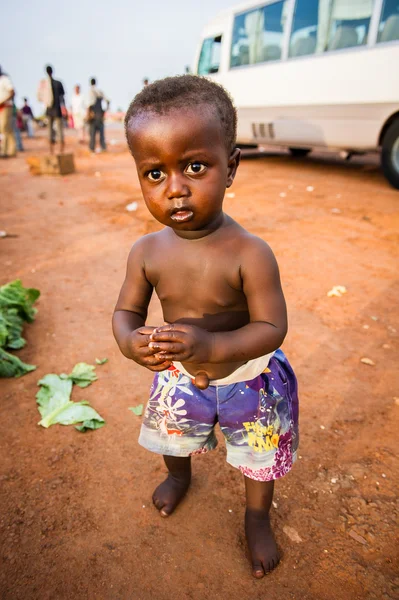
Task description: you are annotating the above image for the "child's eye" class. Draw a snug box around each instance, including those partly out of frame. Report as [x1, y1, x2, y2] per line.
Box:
[185, 162, 206, 175]
[147, 169, 165, 182]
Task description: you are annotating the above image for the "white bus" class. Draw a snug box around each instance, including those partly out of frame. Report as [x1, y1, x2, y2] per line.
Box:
[193, 0, 399, 188]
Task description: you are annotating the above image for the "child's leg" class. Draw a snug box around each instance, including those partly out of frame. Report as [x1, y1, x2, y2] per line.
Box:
[152, 455, 191, 517]
[244, 477, 279, 578]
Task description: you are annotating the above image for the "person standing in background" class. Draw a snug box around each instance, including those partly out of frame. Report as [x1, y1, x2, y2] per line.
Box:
[87, 77, 110, 153]
[38, 65, 66, 154]
[0, 66, 17, 158]
[71, 84, 86, 144]
[22, 98, 35, 138]
[13, 102, 24, 152]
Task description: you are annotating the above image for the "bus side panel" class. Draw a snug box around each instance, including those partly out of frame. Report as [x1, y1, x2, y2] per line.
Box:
[238, 103, 399, 150]
[211, 43, 399, 151]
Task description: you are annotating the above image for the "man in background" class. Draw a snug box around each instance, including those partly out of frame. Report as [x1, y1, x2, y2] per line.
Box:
[13, 101, 24, 152]
[0, 66, 16, 158]
[38, 65, 66, 154]
[87, 77, 110, 153]
[71, 84, 86, 144]
[22, 98, 35, 138]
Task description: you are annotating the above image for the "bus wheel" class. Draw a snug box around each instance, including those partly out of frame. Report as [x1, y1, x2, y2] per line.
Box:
[381, 120, 399, 190]
[289, 147, 311, 157]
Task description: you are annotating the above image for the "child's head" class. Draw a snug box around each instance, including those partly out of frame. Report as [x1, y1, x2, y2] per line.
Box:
[124, 75, 240, 234]
[125, 75, 237, 157]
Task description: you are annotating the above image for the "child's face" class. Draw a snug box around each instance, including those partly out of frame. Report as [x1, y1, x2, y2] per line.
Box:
[127, 106, 240, 235]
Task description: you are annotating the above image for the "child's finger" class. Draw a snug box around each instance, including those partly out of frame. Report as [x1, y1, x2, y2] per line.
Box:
[137, 326, 158, 335]
[145, 355, 172, 368]
[151, 330, 186, 343]
[141, 344, 161, 356]
[148, 341, 184, 352]
[156, 354, 175, 361]
[153, 323, 189, 333]
[158, 352, 187, 361]
[137, 334, 154, 347]
[148, 361, 172, 372]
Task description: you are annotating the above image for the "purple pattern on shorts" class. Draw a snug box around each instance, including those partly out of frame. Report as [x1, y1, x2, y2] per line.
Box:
[238, 432, 294, 481]
[138, 349, 299, 481]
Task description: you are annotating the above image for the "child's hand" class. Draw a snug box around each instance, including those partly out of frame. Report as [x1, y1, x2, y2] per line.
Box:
[148, 324, 213, 364]
[128, 326, 172, 372]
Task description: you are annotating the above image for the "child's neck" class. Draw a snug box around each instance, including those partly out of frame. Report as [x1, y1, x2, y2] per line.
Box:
[171, 212, 225, 241]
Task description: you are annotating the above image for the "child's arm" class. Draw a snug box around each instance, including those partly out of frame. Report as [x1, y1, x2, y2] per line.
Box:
[112, 239, 172, 372]
[149, 239, 287, 365]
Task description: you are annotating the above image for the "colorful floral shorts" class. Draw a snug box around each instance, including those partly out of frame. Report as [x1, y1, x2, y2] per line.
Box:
[138, 349, 299, 481]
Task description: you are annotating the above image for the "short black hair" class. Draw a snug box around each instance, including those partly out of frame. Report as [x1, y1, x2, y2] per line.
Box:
[124, 75, 237, 155]
[90, 78, 96, 85]
[46, 65, 53, 76]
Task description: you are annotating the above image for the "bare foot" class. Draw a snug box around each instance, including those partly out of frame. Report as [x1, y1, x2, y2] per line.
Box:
[152, 473, 191, 517]
[245, 509, 280, 578]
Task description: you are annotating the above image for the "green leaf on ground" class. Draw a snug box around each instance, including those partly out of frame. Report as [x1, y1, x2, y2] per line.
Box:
[0, 347, 36, 378]
[129, 404, 143, 416]
[67, 362, 97, 387]
[75, 419, 106, 432]
[0, 309, 25, 349]
[95, 357, 108, 365]
[36, 374, 73, 417]
[36, 372, 105, 430]
[0, 279, 40, 323]
[0, 280, 40, 378]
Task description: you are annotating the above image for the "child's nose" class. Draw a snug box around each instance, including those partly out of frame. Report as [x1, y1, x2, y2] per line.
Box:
[166, 172, 189, 199]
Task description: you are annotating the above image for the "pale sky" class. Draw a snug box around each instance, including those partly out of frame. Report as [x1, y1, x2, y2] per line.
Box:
[2, 0, 233, 114]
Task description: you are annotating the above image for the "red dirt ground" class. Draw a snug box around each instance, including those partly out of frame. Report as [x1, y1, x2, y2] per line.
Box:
[1, 130, 398, 600]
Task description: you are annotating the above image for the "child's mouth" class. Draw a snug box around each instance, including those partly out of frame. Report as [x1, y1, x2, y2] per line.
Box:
[170, 210, 194, 223]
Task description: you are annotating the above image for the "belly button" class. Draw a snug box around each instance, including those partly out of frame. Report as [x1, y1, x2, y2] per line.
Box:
[194, 372, 209, 390]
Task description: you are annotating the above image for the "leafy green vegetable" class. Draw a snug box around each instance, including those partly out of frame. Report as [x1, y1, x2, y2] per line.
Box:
[75, 419, 105, 432]
[0, 308, 26, 349]
[95, 357, 108, 365]
[0, 280, 40, 377]
[36, 371, 105, 431]
[0, 280, 40, 323]
[129, 404, 144, 416]
[66, 362, 97, 388]
[36, 374, 73, 417]
[0, 348, 36, 378]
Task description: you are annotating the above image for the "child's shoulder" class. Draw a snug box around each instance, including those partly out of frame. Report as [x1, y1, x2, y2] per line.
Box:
[225, 216, 276, 259]
[126, 231, 169, 268]
[129, 229, 168, 253]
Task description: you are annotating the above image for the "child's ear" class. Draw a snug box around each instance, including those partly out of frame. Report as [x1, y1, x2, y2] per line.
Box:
[226, 148, 241, 188]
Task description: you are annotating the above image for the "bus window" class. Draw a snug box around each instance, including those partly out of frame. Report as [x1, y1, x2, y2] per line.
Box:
[327, 1, 375, 50]
[289, 0, 375, 58]
[198, 35, 222, 75]
[378, 0, 399, 43]
[230, 1, 288, 68]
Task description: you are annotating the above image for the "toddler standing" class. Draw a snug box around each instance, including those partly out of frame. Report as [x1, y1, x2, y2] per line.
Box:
[113, 75, 299, 578]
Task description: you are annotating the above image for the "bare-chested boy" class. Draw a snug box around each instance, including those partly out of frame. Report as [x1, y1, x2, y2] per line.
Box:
[113, 75, 299, 578]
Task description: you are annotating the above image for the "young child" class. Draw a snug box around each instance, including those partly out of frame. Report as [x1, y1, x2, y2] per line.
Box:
[113, 75, 299, 579]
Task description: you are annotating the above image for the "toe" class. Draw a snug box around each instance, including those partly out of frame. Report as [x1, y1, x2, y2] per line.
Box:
[160, 504, 173, 517]
[265, 556, 279, 574]
[266, 559, 274, 573]
[152, 494, 163, 511]
[252, 562, 265, 579]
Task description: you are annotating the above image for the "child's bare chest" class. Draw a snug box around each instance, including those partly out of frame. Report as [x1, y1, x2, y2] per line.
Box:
[146, 241, 248, 324]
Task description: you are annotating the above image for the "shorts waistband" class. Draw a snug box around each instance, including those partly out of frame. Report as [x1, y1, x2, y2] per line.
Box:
[173, 351, 275, 386]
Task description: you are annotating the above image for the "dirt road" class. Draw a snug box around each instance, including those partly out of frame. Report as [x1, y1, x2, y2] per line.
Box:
[1, 131, 398, 600]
